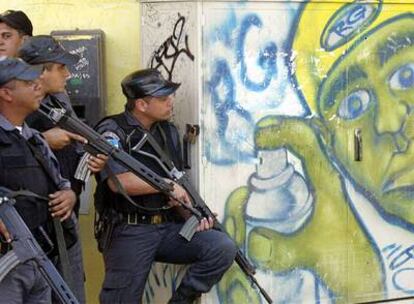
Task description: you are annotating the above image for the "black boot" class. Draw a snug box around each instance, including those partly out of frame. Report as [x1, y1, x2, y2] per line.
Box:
[168, 285, 201, 304]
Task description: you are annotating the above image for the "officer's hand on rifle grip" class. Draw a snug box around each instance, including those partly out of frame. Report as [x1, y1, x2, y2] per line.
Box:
[87, 154, 108, 173]
[196, 216, 214, 232]
[166, 180, 192, 208]
[0, 219, 11, 243]
[43, 127, 87, 150]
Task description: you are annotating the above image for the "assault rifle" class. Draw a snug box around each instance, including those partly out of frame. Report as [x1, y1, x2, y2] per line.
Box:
[0, 187, 79, 304]
[38, 100, 273, 304]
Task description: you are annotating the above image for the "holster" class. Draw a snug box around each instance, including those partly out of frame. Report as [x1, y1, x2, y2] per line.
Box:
[94, 208, 119, 253]
[33, 218, 78, 258]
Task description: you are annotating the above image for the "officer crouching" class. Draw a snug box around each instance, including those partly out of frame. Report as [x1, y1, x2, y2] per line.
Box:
[0, 57, 77, 302]
[94, 68, 237, 304]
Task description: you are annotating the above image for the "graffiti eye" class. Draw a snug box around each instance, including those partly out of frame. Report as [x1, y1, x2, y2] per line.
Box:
[389, 64, 414, 90]
[337, 90, 371, 120]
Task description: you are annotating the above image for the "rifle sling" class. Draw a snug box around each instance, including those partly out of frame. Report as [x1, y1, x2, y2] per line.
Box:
[105, 165, 172, 213]
[25, 138, 73, 290]
[136, 125, 176, 173]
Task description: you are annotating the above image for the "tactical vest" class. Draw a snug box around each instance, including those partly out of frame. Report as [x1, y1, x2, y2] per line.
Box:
[26, 100, 83, 214]
[95, 113, 183, 215]
[0, 128, 53, 229]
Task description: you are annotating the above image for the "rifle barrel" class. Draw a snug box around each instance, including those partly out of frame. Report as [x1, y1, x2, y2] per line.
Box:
[38, 104, 273, 304]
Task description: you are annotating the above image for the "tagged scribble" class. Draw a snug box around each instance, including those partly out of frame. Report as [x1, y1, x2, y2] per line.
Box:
[150, 14, 195, 81]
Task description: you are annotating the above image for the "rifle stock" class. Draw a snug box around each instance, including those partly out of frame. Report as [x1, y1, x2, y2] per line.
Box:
[38, 102, 273, 304]
[0, 190, 79, 304]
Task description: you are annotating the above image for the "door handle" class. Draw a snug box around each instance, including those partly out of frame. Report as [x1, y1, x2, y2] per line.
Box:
[354, 128, 362, 161]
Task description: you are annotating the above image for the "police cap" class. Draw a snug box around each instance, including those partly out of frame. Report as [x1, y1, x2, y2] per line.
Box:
[18, 35, 79, 66]
[0, 57, 41, 87]
[0, 10, 33, 36]
[121, 68, 180, 99]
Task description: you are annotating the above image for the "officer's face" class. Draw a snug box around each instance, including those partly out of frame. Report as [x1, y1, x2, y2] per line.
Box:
[40, 63, 70, 94]
[2, 79, 44, 114]
[0, 23, 26, 57]
[318, 16, 414, 222]
[142, 95, 174, 122]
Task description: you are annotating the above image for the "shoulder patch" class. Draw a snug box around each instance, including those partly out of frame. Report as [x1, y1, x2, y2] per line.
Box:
[102, 131, 121, 148]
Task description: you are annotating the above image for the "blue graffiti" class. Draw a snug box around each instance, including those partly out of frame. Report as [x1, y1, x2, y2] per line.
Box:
[211, 10, 238, 47]
[237, 14, 278, 91]
[383, 243, 414, 293]
[321, 2, 381, 51]
[206, 59, 255, 165]
[332, 5, 368, 38]
[209, 59, 252, 137]
[384, 244, 414, 271]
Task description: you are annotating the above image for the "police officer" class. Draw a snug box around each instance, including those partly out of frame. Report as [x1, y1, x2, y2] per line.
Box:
[0, 57, 77, 303]
[95, 68, 237, 304]
[0, 10, 32, 57]
[0, 13, 94, 213]
[18, 35, 107, 304]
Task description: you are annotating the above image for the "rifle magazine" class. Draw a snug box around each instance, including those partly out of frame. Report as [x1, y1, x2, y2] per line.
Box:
[179, 215, 199, 241]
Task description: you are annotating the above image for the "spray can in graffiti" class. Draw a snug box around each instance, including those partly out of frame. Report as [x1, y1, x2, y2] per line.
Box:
[245, 148, 314, 258]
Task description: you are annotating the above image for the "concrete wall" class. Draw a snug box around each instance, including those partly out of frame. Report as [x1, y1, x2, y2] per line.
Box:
[0, 1, 141, 302]
[1, 0, 141, 115]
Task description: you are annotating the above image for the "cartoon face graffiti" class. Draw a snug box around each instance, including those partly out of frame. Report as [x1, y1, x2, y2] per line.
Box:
[318, 14, 414, 222]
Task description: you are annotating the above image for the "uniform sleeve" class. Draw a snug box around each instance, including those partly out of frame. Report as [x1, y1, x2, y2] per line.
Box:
[34, 132, 72, 190]
[95, 119, 130, 181]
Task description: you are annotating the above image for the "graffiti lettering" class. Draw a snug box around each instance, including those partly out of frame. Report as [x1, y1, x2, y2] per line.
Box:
[237, 14, 277, 92]
[384, 244, 414, 270]
[209, 59, 235, 136]
[150, 15, 195, 80]
[321, 3, 381, 51]
[383, 243, 414, 292]
[348, 5, 367, 24]
[70, 72, 90, 80]
[331, 5, 367, 38]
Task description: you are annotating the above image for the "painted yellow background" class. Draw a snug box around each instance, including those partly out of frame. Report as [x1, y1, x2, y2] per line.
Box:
[1, 0, 141, 115]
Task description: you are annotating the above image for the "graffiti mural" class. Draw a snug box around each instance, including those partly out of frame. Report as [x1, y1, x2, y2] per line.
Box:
[203, 2, 306, 166]
[140, 0, 414, 303]
[207, 1, 414, 303]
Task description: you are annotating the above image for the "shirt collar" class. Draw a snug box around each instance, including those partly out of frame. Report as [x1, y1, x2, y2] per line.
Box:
[123, 111, 162, 132]
[0, 114, 35, 139]
[124, 110, 141, 127]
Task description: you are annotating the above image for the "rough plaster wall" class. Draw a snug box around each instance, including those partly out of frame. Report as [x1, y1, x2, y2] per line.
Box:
[1, 0, 141, 115]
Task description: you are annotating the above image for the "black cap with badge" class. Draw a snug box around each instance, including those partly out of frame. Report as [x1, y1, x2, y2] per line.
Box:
[121, 68, 180, 99]
[18, 35, 80, 66]
[0, 10, 33, 36]
[0, 57, 41, 87]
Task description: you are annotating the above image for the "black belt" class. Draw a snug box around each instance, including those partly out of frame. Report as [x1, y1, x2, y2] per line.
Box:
[120, 212, 170, 225]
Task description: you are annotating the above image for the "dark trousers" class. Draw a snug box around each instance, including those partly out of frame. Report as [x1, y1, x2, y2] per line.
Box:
[99, 222, 237, 304]
[0, 260, 51, 304]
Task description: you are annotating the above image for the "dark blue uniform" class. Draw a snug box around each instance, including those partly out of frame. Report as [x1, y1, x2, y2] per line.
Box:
[95, 111, 237, 304]
[0, 114, 70, 304]
[25, 92, 86, 303]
